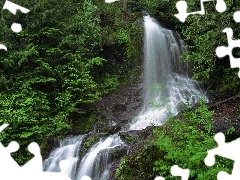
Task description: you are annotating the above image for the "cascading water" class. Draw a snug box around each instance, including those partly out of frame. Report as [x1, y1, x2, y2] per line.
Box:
[76, 134, 124, 180]
[43, 134, 124, 180]
[43, 15, 208, 180]
[129, 15, 208, 130]
[43, 135, 86, 179]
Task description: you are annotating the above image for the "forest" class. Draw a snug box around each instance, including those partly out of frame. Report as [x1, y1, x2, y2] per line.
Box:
[0, 0, 240, 179]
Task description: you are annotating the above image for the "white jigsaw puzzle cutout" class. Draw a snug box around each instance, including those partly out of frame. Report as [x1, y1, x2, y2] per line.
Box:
[175, 0, 240, 78]
[175, 0, 227, 22]
[155, 165, 190, 180]
[0, 124, 92, 180]
[233, 11, 240, 23]
[215, 13, 240, 78]
[204, 132, 240, 180]
[154, 131, 240, 180]
[0, 0, 30, 51]
[2, 1, 240, 179]
[105, 0, 120, 3]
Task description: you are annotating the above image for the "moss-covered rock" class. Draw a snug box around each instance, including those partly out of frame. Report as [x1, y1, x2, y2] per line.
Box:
[115, 145, 162, 180]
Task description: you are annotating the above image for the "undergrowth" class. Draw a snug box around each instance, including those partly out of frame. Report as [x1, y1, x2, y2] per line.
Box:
[153, 100, 233, 179]
[115, 100, 234, 180]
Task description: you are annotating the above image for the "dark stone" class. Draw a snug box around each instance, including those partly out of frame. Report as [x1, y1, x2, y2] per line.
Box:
[95, 72, 144, 133]
[212, 118, 240, 141]
[42, 137, 59, 159]
[112, 104, 127, 112]
[107, 145, 129, 180]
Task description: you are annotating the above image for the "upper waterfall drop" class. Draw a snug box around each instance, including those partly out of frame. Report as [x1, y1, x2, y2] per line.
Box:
[129, 15, 208, 130]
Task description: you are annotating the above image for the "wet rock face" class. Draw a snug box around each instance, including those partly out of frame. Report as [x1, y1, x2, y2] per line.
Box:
[119, 126, 155, 144]
[210, 95, 240, 121]
[213, 118, 240, 141]
[210, 95, 240, 141]
[107, 146, 129, 179]
[94, 72, 158, 179]
[79, 67, 240, 179]
[96, 71, 144, 133]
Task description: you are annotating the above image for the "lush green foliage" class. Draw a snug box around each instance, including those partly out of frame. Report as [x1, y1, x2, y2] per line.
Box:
[128, 0, 240, 98]
[153, 101, 233, 179]
[115, 145, 162, 180]
[82, 135, 98, 149]
[0, 0, 142, 164]
[114, 1, 240, 178]
[115, 101, 235, 179]
[1, 0, 239, 170]
[178, 0, 240, 98]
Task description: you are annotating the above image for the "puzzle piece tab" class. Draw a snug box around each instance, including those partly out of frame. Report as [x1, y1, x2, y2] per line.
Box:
[105, 0, 120, 3]
[21, 142, 43, 174]
[175, 0, 227, 22]
[3, 0, 30, 15]
[204, 132, 240, 180]
[215, 28, 240, 78]
[233, 10, 240, 23]
[155, 165, 190, 180]
[0, 1, 30, 51]
[0, 123, 8, 132]
[0, 124, 73, 180]
[0, 141, 20, 178]
[155, 176, 165, 180]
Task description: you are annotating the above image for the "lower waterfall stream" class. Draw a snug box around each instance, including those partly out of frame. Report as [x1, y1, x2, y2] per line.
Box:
[43, 16, 208, 180]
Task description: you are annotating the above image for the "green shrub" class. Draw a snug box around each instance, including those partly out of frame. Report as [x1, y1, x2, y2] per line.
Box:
[115, 101, 234, 179]
[153, 100, 233, 179]
[115, 145, 162, 180]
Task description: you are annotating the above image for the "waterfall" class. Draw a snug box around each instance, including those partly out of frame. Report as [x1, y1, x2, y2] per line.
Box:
[129, 15, 208, 130]
[43, 135, 86, 179]
[76, 134, 124, 180]
[43, 15, 208, 180]
[43, 134, 124, 180]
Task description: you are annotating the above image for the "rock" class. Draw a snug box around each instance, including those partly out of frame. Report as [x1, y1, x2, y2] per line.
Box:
[118, 126, 155, 154]
[95, 72, 144, 133]
[112, 104, 127, 112]
[212, 118, 233, 133]
[213, 118, 240, 141]
[106, 145, 129, 180]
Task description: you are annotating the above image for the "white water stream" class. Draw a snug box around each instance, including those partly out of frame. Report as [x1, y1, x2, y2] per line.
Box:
[75, 134, 124, 180]
[129, 15, 208, 130]
[43, 15, 208, 179]
[43, 135, 86, 179]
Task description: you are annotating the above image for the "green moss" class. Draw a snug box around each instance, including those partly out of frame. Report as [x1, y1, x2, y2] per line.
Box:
[120, 135, 134, 142]
[70, 103, 101, 134]
[71, 114, 96, 134]
[115, 145, 161, 180]
[83, 135, 99, 149]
